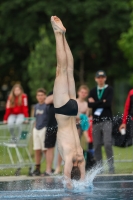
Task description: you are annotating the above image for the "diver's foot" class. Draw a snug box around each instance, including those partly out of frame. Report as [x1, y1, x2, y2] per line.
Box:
[51, 16, 66, 33]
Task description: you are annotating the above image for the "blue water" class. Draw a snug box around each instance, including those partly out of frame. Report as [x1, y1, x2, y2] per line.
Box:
[0, 175, 133, 200]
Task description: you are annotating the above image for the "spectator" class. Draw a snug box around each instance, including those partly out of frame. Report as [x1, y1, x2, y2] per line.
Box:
[84, 111, 96, 171]
[119, 89, 133, 137]
[88, 70, 114, 173]
[44, 91, 58, 175]
[32, 88, 49, 176]
[77, 85, 89, 116]
[88, 113, 94, 155]
[45, 91, 62, 175]
[3, 84, 29, 124]
[76, 85, 89, 141]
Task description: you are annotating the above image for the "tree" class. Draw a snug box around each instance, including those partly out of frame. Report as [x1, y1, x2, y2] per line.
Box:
[28, 27, 56, 100]
[118, 1, 133, 85]
[0, 0, 131, 101]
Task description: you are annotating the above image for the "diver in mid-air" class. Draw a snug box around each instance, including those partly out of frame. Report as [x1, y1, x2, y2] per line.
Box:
[51, 16, 85, 188]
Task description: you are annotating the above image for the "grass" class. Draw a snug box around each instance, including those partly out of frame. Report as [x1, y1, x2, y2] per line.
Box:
[81, 135, 133, 174]
[0, 145, 46, 176]
[103, 146, 133, 174]
[0, 134, 133, 176]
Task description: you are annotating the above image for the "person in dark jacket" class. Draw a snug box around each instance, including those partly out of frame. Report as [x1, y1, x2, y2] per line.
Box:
[44, 91, 58, 175]
[88, 70, 114, 173]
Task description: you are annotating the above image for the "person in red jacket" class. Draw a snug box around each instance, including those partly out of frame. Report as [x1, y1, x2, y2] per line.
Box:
[119, 89, 133, 135]
[3, 84, 29, 124]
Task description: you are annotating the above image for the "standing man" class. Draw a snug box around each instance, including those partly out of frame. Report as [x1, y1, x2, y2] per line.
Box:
[88, 70, 114, 173]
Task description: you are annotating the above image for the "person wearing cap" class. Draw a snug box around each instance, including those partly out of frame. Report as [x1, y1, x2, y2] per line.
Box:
[88, 70, 114, 173]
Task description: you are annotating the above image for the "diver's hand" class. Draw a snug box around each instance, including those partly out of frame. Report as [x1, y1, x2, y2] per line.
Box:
[66, 182, 73, 190]
[63, 175, 73, 190]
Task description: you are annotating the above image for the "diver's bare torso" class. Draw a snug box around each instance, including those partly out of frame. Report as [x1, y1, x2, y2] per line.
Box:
[55, 114, 84, 163]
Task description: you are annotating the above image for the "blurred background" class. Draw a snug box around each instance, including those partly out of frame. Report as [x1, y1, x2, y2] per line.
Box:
[0, 0, 133, 119]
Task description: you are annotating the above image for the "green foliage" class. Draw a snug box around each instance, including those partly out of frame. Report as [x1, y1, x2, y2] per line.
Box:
[0, 0, 131, 102]
[118, 1, 133, 85]
[28, 28, 56, 100]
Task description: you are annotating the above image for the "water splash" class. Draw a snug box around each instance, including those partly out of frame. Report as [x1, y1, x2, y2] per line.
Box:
[62, 163, 103, 192]
[85, 163, 103, 184]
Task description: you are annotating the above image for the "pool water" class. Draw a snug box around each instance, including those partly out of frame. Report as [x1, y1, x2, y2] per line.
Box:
[0, 176, 133, 200]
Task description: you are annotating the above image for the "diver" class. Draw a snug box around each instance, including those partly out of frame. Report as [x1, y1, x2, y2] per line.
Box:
[51, 16, 85, 187]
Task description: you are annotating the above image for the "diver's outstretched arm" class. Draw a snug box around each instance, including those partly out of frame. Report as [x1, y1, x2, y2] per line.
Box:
[79, 159, 86, 180]
[64, 157, 73, 189]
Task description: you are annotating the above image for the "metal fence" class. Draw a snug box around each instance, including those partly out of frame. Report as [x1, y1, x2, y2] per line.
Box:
[0, 118, 35, 175]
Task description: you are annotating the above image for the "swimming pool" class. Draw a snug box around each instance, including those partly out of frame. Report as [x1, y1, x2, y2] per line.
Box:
[0, 175, 133, 200]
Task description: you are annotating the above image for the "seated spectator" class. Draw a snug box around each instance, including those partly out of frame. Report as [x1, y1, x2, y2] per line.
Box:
[3, 84, 29, 124]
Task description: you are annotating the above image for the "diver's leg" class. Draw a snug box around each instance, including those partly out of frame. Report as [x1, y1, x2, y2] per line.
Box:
[51, 16, 69, 108]
[63, 35, 76, 100]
